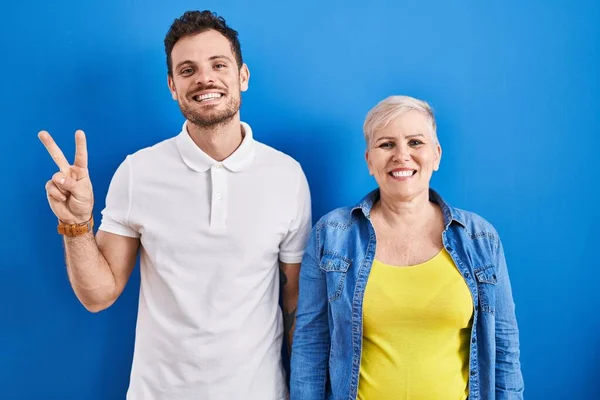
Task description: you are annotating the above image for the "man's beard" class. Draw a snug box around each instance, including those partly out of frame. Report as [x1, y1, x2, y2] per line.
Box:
[179, 92, 242, 128]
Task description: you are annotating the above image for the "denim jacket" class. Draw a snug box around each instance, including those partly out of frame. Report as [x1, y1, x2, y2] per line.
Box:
[290, 188, 523, 400]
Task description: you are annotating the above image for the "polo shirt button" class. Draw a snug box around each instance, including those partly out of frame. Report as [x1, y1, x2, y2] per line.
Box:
[216, 193, 222, 200]
[215, 163, 223, 169]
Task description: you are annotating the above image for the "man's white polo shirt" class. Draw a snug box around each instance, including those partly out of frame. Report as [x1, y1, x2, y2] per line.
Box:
[98, 121, 312, 400]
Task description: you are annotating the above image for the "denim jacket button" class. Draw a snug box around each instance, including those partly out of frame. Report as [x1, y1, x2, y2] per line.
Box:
[472, 338, 477, 344]
[464, 272, 470, 279]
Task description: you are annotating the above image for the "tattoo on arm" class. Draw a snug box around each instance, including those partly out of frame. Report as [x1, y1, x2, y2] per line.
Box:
[280, 267, 288, 286]
[279, 265, 297, 352]
[280, 267, 294, 331]
[284, 307, 296, 333]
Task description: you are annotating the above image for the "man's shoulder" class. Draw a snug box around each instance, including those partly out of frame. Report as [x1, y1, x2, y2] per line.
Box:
[128, 135, 179, 162]
[253, 140, 303, 172]
[111, 135, 180, 182]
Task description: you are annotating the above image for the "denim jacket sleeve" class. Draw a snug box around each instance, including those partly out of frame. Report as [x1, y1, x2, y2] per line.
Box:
[494, 238, 525, 399]
[290, 227, 329, 400]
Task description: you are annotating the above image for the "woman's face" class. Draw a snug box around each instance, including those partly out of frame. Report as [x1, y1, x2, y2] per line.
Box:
[366, 110, 441, 202]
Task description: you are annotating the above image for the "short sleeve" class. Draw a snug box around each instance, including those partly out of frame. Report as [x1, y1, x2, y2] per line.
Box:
[98, 156, 140, 238]
[278, 165, 312, 264]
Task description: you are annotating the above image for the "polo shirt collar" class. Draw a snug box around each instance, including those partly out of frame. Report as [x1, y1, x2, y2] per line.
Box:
[176, 120, 255, 172]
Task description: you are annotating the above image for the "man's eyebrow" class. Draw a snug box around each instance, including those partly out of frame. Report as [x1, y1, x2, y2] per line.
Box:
[174, 60, 194, 70]
[208, 55, 234, 63]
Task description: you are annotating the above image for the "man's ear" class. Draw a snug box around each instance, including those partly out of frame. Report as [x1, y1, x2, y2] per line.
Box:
[168, 75, 178, 101]
[240, 63, 250, 92]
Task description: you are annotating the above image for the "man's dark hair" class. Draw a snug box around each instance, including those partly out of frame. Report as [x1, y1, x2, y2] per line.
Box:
[164, 10, 243, 76]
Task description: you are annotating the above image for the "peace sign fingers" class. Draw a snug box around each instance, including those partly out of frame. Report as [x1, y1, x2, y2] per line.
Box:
[38, 130, 70, 173]
[73, 130, 88, 169]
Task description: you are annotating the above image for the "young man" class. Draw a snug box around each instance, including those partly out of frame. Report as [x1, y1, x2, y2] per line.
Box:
[39, 10, 311, 400]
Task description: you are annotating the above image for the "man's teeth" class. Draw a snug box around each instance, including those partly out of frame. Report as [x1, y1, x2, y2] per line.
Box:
[194, 93, 223, 101]
[391, 170, 414, 177]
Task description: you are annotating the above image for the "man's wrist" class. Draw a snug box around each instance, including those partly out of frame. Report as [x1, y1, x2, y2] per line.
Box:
[57, 215, 94, 236]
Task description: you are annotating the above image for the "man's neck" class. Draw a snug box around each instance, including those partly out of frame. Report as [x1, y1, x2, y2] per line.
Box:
[187, 116, 244, 162]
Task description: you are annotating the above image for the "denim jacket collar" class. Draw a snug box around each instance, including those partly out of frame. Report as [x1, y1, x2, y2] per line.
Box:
[351, 187, 467, 228]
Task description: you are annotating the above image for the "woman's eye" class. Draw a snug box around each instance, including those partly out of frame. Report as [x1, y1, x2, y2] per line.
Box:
[409, 139, 423, 146]
[379, 142, 394, 149]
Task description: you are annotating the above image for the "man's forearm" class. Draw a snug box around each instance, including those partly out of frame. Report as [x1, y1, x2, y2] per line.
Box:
[279, 262, 300, 353]
[63, 232, 117, 312]
[282, 293, 298, 351]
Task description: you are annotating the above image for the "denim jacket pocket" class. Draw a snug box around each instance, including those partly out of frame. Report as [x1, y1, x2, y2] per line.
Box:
[319, 252, 351, 303]
[475, 265, 497, 315]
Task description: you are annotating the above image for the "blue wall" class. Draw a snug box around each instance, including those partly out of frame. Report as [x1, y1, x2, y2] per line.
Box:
[2, 0, 598, 398]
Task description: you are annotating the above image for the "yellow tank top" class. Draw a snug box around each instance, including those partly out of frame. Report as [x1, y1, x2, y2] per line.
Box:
[357, 249, 473, 400]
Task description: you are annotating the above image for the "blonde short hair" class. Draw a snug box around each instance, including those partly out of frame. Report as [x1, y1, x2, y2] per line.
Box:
[363, 95, 437, 146]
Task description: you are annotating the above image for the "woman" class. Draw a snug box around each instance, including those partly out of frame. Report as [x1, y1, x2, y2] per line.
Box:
[290, 96, 523, 400]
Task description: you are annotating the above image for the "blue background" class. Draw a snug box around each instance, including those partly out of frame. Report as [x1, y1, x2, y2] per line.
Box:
[1, 0, 598, 398]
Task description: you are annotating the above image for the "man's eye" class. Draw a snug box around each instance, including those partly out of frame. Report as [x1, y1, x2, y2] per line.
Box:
[181, 68, 194, 75]
[214, 63, 227, 69]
